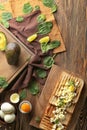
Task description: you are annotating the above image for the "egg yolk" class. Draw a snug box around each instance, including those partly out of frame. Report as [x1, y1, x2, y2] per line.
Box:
[21, 103, 31, 112]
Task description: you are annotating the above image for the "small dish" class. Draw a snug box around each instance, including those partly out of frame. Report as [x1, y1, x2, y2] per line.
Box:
[19, 100, 32, 114]
[10, 93, 20, 104]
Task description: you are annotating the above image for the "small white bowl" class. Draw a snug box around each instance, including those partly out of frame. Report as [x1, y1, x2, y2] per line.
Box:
[19, 100, 32, 114]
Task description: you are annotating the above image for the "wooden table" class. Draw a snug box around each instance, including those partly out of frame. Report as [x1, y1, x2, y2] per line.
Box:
[0, 0, 87, 130]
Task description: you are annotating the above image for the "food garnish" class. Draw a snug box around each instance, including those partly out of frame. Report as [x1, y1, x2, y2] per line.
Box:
[27, 33, 37, 42]
[0, 77, 8, 88]
[37, 14, 46, 23]
[39, 36, 50, 44]
[23, 2, 33, 14]
[34, 5, 40, 11]
[0, 32, 7, 51]
[16, 16, 24, 22]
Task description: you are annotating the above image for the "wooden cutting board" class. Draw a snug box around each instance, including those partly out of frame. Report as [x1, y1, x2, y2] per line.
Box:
[0, 24, 34, 93]
[30, 65, 84, 129]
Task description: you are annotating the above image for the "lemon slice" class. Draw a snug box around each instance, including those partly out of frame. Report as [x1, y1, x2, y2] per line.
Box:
[10, 93, 20, 103]
[0, 32, 7, 51]
[27, 33, 37, 42]
[39, 36, 50, 44]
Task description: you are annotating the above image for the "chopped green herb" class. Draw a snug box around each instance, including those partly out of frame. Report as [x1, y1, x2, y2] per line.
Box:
[16, 16, 24, 22]
[37, 14, 46, 23]
[43, 56, 54, 68]
[37, 21, 53, 35]
[41, 40, 61, 53]
[1, 12, 12, 21]
[0, 77, 8, 88]
[0, 4, 4, 10]
[23, 2, 33, 14]
[34, 5, 40, 10]
[35, 116, 41, 123]
[28, 79, 39, 95]
[35, 68, 47, 78]
[0, 19, 9, 28]
[19, 89, 27, 100]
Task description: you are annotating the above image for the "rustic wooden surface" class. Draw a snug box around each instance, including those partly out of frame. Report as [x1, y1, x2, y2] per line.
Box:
[0, 0, 87, 130]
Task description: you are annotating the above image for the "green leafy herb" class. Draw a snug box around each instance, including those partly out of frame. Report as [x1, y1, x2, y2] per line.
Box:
[34, 5, 40, 11]
[43, 56, 54, 68]
[54, 119, 59, 124]
[35, 68, 47, 78]
[0, 77, 8, 88]
[16, 16, 24, 22]
[42, 0, 57, 13]
[23, 2, 33, 14]
[19, 89, 27, 100]
[37, 21, 53, 35]
[42, 0, 54, 8]
[41, 40, 61, 53]
[0, 4, 4, 10]
[0, 19, 9, 28]
[51, 4, 57, 13]
[35, 116, 41, 123]
[1, 12, 12, 21]
[37, 14, 46, 23]
[28, 79, 39, 95]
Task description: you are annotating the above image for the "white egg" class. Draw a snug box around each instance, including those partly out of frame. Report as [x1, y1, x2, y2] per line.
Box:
[0, 110, 5, 119]
[1, 102, 15, 114]
[4, 113, 15, 123]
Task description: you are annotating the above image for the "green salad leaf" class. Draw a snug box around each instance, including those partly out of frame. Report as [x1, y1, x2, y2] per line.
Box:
[23, 2, 33, 14]
[41, 40, 61, 53]
[0, 19, 9, 28]
[42, 0, 54, 8]
[51, 4, 57, 13]
[1, 12, 13, 21]
[37, 21, 53, 35]
[34, 5, 40, 11]
[35, 68, 47, 78]
[16, 16, 24, 22]
[19, 89, 27, 100]
[43, 56, 54, 68]
[0, 77, 8, 88]
[0, 4, 4, 10]
[42, 0, 57, 13]
[28, 79, 39, 95]
[37, 14, 46, 23]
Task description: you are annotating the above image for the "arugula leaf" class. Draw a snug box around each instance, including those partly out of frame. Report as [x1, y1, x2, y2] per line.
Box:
[37, 21, 53, 35]
[41, 40, 61, 53]
[34, 5, 40, 11]
[0, 77, 8, 88]
[1, 12, 12, 21]
[19, 89, 27, 100]
[16, 16, 24, 22]
[28, 79, 39, 95]
[0, 19, 9, 28]
[23, 2, 33, 14]
[35, 68, 47, 78]
[43, 56, 54, 68]
[37, 14, 46, 23]
[0, 4, 4, 10]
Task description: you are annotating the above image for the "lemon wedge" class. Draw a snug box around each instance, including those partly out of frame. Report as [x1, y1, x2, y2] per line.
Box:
[27, 33, 37, 42]
[0, 32, 7, 51]
[10, 93, 20, 103]
[39, 36, 50, 44]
